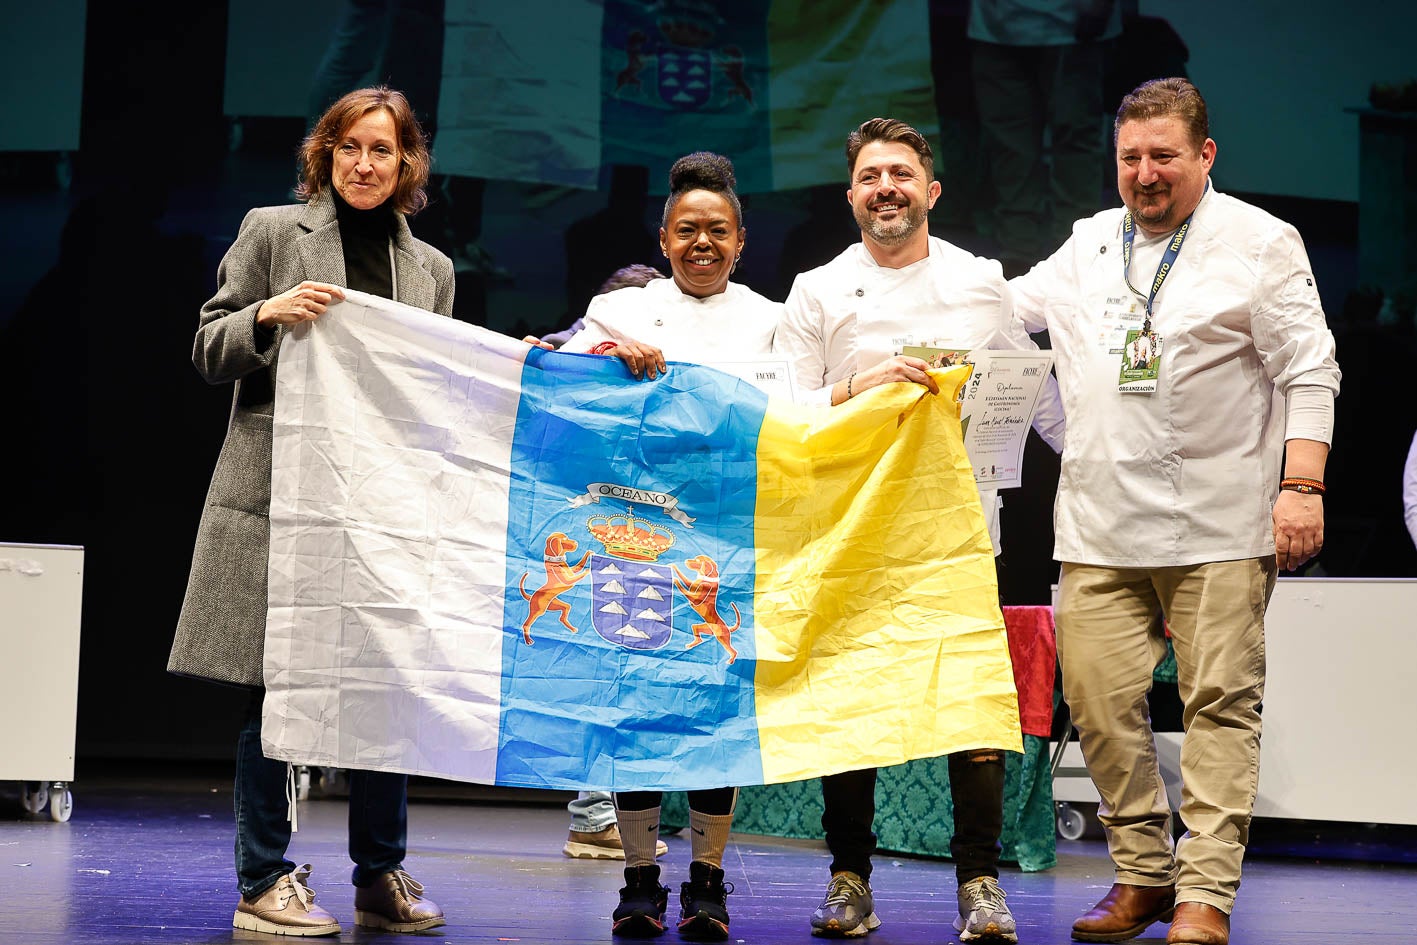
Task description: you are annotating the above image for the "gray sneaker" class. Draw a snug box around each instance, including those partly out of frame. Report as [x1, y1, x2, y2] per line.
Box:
[953, 876, 1017, 943]
[233, 864, 341, 936]
[810, 871, 881, 937]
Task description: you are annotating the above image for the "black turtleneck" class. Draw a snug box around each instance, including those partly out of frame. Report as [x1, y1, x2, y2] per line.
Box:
[333, 190, 396, 300]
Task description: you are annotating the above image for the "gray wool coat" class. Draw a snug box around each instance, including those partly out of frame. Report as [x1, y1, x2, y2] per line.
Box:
[168, 193, 454, 687]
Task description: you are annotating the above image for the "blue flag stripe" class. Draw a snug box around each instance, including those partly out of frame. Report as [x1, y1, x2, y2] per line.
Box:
[497, 350, 768, 790]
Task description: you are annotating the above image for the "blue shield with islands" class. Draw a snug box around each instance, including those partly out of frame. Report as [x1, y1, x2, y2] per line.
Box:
[657, 46, 713, 108]
[601, 0, 771, 191]
[590, 555, 675, 649]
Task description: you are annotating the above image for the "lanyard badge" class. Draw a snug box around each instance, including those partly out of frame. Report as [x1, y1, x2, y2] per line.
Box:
[1116, 205, 1195, 393]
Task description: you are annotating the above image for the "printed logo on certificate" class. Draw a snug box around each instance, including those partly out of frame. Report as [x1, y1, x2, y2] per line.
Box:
[1118, 329, 1162, 393]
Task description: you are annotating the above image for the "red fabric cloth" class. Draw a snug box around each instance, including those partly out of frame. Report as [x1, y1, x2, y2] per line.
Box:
[1002, 605, 1057, 738]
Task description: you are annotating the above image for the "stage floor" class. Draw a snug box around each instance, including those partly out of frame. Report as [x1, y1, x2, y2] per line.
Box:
[1, 769, 1413, 945]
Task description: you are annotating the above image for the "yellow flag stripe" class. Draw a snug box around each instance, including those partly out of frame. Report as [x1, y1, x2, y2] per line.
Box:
[753, 367, 1022, 783]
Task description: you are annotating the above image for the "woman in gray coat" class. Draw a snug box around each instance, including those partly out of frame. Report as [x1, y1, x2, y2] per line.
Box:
[169, 86, 454, 937]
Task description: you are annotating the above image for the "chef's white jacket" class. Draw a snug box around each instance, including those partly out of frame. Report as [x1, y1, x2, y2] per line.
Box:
[777, 238, 1067, 551]
[1010, 187, 1341, 568]
[561, 277, 780, 360]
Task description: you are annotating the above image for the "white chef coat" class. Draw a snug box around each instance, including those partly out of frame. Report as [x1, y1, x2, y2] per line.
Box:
[777, 238, 1067, 551]
[560, 277, 780, 360]
[1010, 187, 1341, 568]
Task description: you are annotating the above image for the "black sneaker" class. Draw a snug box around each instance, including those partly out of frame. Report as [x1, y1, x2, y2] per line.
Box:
[613, 865, 669, 938]
[677, 860, 733, 941]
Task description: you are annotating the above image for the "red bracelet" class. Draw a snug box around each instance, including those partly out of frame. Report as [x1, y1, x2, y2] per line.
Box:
[1280, 477, 1325, 496]
[589, 341, 619, 355]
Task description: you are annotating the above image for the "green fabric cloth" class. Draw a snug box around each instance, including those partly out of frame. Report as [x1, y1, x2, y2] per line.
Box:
[661, 734, 1056, 872]
[1154, 637, 1178, 683]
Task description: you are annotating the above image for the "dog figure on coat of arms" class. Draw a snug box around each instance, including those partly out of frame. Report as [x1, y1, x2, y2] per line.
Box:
[615, 30, 648, 94]
[670, 554, 740, 664]
[518, 532, 592, 645]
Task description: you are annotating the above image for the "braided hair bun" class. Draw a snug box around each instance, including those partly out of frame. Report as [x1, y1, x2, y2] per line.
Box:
[662, 151, 743, 228]
[669, 151, 736, 194]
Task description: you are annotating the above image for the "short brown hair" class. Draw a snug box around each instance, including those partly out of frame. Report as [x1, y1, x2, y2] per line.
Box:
[846, 118, 935, 181]
[1114, 78, 1209, 151]
[296, 86, 432, 216]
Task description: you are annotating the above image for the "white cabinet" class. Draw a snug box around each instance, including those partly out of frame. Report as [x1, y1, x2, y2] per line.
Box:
[1, 543, 83, 821]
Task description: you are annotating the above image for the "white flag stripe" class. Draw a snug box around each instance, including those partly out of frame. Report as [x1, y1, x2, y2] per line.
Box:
[264, 292, 528, 782]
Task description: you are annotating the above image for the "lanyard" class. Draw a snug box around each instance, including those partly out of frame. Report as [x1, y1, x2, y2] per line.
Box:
[1120, 194, 1201, 333]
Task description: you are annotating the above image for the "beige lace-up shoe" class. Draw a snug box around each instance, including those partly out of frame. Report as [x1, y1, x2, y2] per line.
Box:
[233, 864, 341, 936]
[563, 824, 669, 859]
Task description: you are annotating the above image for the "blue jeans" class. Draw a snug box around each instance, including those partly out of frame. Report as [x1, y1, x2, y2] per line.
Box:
[235, 691, 409, 898]
[567, 791, 616, 833]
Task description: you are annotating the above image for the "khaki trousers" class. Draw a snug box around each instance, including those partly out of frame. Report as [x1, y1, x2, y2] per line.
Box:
[1056, 557, 1276, 913]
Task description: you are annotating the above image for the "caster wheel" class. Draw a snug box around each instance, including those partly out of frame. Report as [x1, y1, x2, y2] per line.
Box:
[21, 782, 49, 815]
[1057, 802, 1087, 841]
[49, 785, 73, 823]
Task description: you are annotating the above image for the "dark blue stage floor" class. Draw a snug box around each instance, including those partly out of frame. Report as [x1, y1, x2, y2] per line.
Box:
[2, 767, 1414, 945]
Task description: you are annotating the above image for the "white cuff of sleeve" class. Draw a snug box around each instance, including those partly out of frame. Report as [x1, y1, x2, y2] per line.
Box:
[1284, 384, 1334, 444]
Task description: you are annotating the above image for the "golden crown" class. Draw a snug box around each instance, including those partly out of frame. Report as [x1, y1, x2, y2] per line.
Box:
[586, 510, 676, 562]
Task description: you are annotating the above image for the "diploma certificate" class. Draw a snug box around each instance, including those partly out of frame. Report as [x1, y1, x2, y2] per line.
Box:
[905, 347, 1054, 490]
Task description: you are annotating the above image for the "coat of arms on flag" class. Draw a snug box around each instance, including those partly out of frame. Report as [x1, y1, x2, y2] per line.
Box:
[519, 485, 741, 663]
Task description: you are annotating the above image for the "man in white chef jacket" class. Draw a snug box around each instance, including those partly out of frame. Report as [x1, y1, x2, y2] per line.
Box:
[776, 116, 1065, 945]
[1009, 78, 1340, 945]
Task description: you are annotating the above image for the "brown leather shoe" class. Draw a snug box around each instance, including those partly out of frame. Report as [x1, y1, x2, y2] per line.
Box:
[353, 868, 446, 932]
[1166, 902, 1229, 945]
[1072, 882, 1176, 942]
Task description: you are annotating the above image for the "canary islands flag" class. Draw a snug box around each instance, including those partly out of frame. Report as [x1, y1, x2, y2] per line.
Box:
[262, 292, 1020, 791]
[435, 0, 937, 192]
